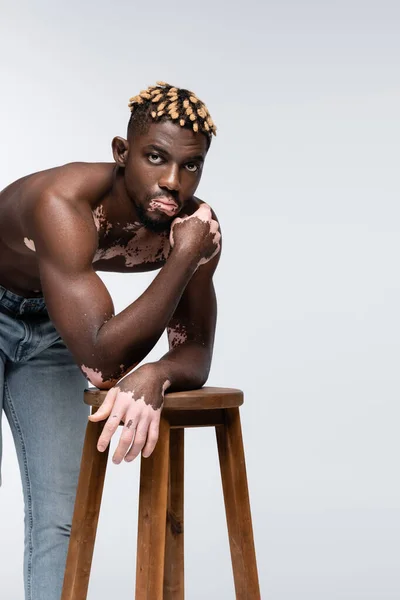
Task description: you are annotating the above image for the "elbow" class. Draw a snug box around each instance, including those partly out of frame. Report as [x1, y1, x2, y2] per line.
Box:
[197, 372, 209, 389]
[188, 360, 210, 390]
[80, 357, 141, 390]
[80, 363, 118, 390]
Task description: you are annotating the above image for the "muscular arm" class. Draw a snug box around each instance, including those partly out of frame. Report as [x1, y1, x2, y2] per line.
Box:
[146, 234, 220, 391]
[87, 213, 221, 463]
[30, 195, 204, 388]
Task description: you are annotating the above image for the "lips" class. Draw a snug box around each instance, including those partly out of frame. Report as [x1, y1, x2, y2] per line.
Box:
[149, 196, 179, 216]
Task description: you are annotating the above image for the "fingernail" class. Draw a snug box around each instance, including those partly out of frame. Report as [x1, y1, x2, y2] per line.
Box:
[98, 444, 105, 452]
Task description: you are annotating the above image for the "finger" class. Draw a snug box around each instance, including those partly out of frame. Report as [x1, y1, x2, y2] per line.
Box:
[169, 217, 183, 247]
[88, 387, 119, 422]
[112, 416, 138, 464]
[142, 418, 160, 458]
[97, 405, 125, 452]
[124, 418, 150, 462]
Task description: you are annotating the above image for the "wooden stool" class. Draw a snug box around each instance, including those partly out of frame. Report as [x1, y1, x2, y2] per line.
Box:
[61, 387, 260, 599]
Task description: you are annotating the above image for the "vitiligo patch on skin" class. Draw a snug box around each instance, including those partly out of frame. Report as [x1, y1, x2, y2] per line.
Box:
[92, 205, 113, 235]
[162, 379, 172, 395]
[120, 390, 151, 409]
[167, 323, 188, 348]
[24, 237, 36, 252]
[93, 231, 170, 266]
[122, 222, 142, 232]
[81, 364, 115, 388]
[148, 199, 179, 217]
[169, 204, 221, 269]
[114, 378, 171, 411]
[91, 202, 174, 267]
[93, 206, 142, 236]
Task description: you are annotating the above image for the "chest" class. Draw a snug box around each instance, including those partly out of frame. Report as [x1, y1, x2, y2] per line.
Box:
[93, 226, 171, 269]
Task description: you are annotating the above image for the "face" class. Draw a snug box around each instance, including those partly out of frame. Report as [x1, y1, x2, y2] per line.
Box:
[113, 120, 209, 231]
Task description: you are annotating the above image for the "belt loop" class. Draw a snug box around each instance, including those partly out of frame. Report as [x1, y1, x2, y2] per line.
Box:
[19, 299, 27, 314]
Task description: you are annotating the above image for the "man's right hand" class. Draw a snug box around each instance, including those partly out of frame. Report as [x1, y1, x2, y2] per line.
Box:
[169, 203, 221, 267]
[88, 362, 169, 462]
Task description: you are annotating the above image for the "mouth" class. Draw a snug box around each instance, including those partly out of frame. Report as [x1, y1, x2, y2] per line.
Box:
[148, 196, 179, 217]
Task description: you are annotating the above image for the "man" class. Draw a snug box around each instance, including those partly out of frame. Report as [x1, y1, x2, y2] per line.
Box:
[0, 81, 221, 599]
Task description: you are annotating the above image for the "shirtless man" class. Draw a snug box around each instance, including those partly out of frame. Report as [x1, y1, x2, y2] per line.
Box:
[0, 81, 221, 599]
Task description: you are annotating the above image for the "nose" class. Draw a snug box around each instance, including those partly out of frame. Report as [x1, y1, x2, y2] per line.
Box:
[158, 163, 181, 193]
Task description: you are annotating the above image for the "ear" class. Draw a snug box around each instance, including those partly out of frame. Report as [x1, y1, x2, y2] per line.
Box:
[112, 136, 129, 167]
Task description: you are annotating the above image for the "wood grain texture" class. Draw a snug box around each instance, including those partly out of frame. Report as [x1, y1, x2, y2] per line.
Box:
[135, 416, 170, 599]
[84, 387, 243, 411]
[216, 408, 261, 599]
[163, 428, 185, 599]
[163, 408, 225, 429]
[61, 409, 109, 600]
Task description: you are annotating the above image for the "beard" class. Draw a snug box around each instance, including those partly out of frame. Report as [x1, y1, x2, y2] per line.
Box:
[135, 201, 173, 233]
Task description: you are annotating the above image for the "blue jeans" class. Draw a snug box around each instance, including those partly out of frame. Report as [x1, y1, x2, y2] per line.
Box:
[0, 284, 89, 600]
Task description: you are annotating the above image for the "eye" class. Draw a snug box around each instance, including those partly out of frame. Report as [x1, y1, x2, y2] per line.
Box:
[185, 162, 200, 173]
[148, 153, 163, 164]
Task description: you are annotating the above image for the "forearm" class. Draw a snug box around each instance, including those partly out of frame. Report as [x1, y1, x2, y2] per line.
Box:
[92, 249, 197, 378]
[148, 342, 213, 392]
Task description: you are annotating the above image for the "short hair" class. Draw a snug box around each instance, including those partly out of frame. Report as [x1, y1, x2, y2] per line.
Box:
[127, 81, 217, 148]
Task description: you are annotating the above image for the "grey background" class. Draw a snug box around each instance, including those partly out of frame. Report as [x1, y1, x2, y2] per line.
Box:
[1, 0, 400, 598]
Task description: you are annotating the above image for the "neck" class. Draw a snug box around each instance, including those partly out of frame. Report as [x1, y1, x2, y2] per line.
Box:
[103, 166, 142, 230]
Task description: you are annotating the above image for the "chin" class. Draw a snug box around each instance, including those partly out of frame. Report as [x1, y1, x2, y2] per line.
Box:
[139, 211, 172, 233]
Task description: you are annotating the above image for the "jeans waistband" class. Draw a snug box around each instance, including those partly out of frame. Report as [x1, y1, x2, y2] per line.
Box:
[0, 284, 47, 315]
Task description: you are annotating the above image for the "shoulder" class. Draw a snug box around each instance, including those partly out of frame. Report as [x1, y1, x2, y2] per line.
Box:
[27, 191, 98, 266]
[34, 162, 114, 205]
[185, 196, 221, 226]
[20, 162, 112, 210]
[25, 162, 114, 231]
[25, 173, 100, 264]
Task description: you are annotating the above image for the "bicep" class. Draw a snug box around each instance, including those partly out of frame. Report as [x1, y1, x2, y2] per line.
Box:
[31, 196, 115, 365]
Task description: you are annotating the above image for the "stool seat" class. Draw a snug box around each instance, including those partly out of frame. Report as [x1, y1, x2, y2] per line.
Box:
[84, 386, 243, 410]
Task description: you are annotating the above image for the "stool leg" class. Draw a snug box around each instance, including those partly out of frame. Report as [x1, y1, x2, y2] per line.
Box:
[216, 407, 261, 599]
[135, 415, 170, 599]
[163, 428, 185, 599]
[61, 411, 109, 600]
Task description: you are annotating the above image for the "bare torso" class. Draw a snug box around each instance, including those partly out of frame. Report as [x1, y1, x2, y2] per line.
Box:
[0, 162, 185, 297]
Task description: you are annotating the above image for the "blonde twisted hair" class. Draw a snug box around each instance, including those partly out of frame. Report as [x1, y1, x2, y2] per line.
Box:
[128, 81, 217, 141]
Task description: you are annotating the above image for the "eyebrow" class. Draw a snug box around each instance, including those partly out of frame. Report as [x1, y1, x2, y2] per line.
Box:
[146, 144, 205, 162]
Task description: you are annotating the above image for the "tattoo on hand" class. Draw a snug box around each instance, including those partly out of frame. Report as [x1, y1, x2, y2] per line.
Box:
[126, 419, 133, 429]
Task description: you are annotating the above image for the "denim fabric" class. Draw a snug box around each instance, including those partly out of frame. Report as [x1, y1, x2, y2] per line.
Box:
[0, 284, 89, 600]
